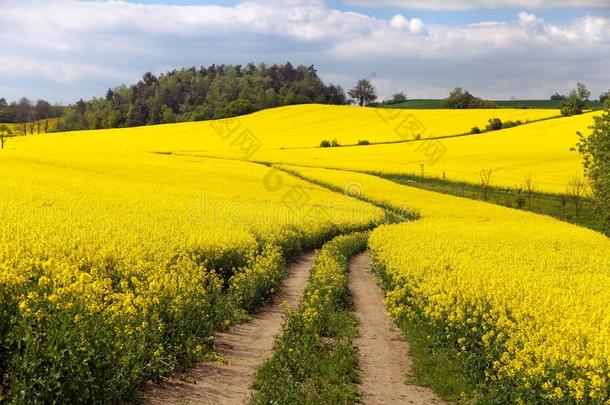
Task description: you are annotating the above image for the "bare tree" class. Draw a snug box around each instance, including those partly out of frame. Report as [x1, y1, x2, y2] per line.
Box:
[0, 125, 12, 149]
[567, 175, 587, 217]
[524, 172, 537, 210]
[560, 194, 568, 218]
[480, 169, 493, 201]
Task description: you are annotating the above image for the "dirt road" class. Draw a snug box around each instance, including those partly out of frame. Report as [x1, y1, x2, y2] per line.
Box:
[144, 252, 314, 405]
[350, 252, 444, 405]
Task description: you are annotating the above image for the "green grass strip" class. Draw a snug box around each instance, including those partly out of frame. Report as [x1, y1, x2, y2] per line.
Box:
[251, 232, 368, 404]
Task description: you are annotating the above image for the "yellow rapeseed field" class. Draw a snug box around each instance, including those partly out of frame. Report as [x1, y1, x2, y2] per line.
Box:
[6, 105, 559, 155]
[0, 103, 602, 402]
[244, 112, 598, 194]
[0, 130, 383, 402]
[281, 164, 610, 403]
[206, 104, 558, 146]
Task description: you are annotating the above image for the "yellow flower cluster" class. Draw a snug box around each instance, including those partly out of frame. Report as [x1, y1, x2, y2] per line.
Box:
[299, 233, 367, 330]
[285, 165, 610, 403]
[0, 132, 382, 402]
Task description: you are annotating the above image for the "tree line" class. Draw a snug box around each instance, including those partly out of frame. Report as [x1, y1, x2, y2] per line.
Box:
[0, 98, 62, 135]
[347, 81, 498, 109]
[57, 63, 347, 131]
[3, 70, 607, 136]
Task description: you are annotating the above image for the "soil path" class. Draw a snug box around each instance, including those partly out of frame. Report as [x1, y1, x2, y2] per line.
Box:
[144, 252, 314, 405]
[350, 252, 444, 405]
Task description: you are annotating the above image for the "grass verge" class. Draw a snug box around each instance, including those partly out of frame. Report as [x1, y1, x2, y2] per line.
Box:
[372, 258, 497, 404]
[373, 257, 511, 405]
[380, 173, 598, 232]
[251, 232, 369, 404]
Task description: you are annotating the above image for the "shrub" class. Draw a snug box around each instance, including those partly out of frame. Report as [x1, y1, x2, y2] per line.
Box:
[319, 139, 341, 148]
[486, 118, 503, 131]
[441, 87, 497, 109]
[471, 126, 481, 134]
[357, 139, 370, 145]
[560, 92, 585, 117]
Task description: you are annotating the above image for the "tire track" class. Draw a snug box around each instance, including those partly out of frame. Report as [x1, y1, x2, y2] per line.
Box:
[350, 251, 444, 405]
[143, 252, 314, 405]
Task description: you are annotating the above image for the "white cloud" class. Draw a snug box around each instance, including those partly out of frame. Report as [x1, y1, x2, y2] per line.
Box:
[0, 0, 609, 102]
[389, 15, 427, 34]
[343, 0, 610, 11]
[518, 11, 545, 35]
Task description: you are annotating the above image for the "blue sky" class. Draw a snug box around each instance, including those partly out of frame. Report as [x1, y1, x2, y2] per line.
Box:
[2, 0, 610, 103]
[122, 0, 610, 25]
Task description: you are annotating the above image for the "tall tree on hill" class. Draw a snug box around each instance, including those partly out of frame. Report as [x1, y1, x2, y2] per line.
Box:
[576, 82, 591, 102]
[325, 85, 347, 105]
[348, 79, 377, 107]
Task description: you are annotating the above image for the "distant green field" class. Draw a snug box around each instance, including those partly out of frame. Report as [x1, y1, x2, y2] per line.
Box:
[383, 99, 603, 109]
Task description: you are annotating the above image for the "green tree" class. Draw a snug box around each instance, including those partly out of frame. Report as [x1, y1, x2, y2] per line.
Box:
[221, 99, 256, 118]
[550, 92, 566, 101]
[16, 97, 32, 135]
[575, 105, 610, 234]
[34, 100, 52, 133]
[348, 79, 377, 107]
[560, 92, 585, 116]
[390, 92, 407, 104]
[126, 99, 148, 127]
[560, 83, 591, 117]
[161, 105, 177, 123]
[576, 82, 591, 102]
[55, 63, 350, 130]
[324, 84, 347, 105]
